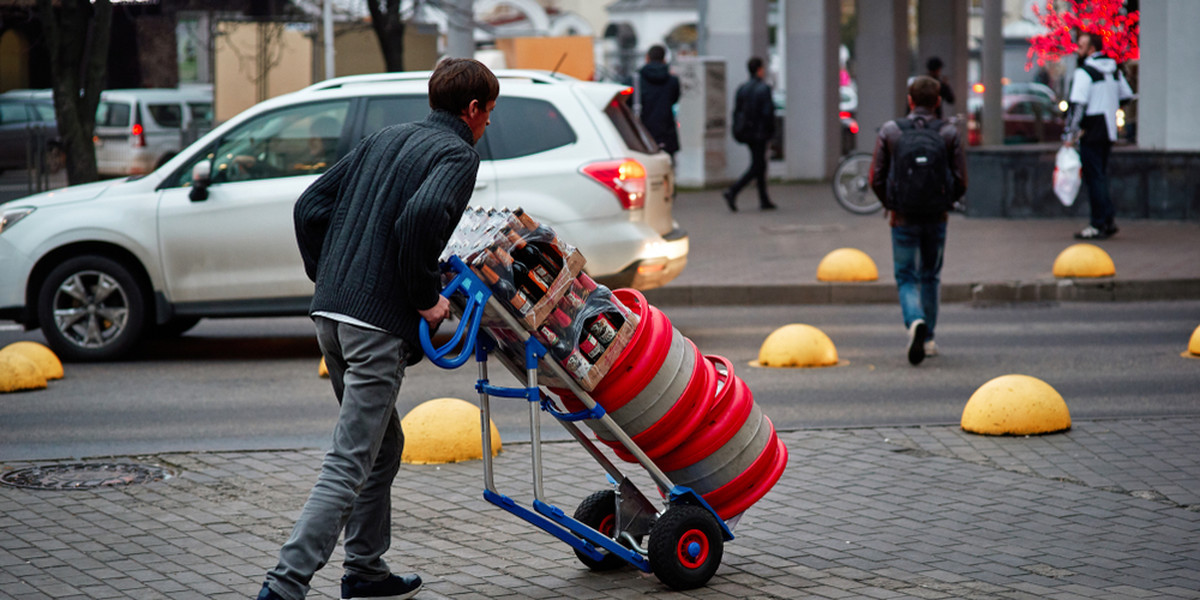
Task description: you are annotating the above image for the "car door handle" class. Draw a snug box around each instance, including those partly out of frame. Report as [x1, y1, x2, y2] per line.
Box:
[474, 181, 489, 190]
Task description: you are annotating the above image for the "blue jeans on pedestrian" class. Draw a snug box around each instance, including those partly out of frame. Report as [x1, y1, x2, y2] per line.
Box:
[891, 222, 946, 339]
[265, 317, 410, 600]
[1079, 139, 1114, 231]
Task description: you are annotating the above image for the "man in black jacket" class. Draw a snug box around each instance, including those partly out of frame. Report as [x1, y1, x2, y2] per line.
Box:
[869, 76, 967, 366]
[637, 44, 680, 159]
[259, 58, 498, 600]
[723, 56, 776, 211]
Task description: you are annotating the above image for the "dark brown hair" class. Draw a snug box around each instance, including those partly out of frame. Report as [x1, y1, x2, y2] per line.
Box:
[428, 58, 500, 114]
[908, 75, 941, 109]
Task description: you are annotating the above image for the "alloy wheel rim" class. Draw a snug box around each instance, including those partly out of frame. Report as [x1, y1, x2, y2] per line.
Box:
[52, 270, 129, 348]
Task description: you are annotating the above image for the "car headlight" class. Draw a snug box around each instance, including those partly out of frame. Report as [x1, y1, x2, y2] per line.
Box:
[0, 207, 35, 235]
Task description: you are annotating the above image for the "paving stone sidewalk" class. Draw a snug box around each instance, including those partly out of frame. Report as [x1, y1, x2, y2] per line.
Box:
[3, 417, 1198, 600]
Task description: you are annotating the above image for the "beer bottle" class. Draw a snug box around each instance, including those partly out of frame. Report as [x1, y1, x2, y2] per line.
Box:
[478, 264, 529, 312]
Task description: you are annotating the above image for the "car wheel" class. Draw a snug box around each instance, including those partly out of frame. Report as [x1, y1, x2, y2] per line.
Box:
[37, 256, 147, 361]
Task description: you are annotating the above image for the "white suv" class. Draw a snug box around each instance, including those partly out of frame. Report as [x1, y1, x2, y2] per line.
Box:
[0, 70, 687, 361]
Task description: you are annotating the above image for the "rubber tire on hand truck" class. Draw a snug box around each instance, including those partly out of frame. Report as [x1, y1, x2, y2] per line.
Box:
[647, 504, 724, 590]
[572, 490, 631, 571]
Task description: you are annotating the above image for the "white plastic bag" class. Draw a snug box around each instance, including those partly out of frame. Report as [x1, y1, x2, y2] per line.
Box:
[1053, 145, 1082, 207]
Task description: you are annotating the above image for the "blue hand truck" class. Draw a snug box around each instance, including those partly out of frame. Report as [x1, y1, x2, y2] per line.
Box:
[418, 256, 735, 591]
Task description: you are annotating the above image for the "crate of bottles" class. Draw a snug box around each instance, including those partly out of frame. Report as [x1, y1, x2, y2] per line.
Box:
[440, 208, 638, 391]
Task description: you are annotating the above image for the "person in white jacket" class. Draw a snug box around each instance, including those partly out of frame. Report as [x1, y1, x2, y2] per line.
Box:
[1063, 32, 1134, 240]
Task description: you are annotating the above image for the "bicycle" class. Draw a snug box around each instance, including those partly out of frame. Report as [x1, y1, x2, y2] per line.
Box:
[831, 151, 881, 215]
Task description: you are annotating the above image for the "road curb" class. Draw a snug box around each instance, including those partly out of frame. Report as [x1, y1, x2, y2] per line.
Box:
[643, 278, 1200, 306]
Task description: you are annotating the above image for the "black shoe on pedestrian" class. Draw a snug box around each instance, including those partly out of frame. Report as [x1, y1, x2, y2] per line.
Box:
[1105, 224, 1120, 237]
[1074, 225, 1110, 240]
[907, 319, 928, 366]
[760, 200, 777, 210]
[257, 583, 285, 600]
[342, 574, 422, 600]
[722, 190, 737, 212]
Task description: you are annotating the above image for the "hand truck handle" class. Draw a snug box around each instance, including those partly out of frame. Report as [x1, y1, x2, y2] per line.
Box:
[419, 256, 491, 369]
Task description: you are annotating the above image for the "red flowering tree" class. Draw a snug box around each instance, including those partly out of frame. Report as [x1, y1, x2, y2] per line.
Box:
[1026, 0, 1139, 70]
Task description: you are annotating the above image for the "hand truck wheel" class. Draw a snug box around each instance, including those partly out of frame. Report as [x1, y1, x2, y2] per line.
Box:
[572, 490, 630, 571]
[647, 504, 723, 590]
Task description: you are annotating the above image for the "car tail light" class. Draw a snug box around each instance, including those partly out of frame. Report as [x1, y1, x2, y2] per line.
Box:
[581, 159, 646, 210]
[131, 123, 145, 148]
[619, 87, 634, 96]
[839, 111, 852, 120]
[849, 119, 859, 134]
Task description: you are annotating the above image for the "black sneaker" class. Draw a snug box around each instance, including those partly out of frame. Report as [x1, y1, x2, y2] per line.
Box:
[257, 583, 285, 600]
[1074, 226, 1110, 240]
[1105, 224, 1120, 237]
[760, 200, 778, 210]
[907, 319, 928, 366]
[722, 190, 738, 212]
[341, 574, 422, 600]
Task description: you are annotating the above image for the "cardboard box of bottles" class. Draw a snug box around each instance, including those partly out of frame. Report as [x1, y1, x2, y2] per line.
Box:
[441, 207, 585, 332]
[483, 299, 638, 393]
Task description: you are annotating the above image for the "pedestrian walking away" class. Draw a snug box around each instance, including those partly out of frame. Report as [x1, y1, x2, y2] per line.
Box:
[869, 75, 967, 366]
[258, 58, 499, 600]
[637, 44, 681, 160]
[924, 56, 956, 120]
[724, 56, 777, 212]
[1063, 31, 1134, 241]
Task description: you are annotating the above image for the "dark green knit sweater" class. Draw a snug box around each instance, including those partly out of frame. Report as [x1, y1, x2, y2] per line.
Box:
[294, 109, 480, 362]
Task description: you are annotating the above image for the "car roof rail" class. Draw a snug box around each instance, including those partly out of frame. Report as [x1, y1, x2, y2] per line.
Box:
[300, 69, 575, 93]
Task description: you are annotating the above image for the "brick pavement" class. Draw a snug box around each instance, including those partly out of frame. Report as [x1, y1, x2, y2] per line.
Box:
[3, 418, 1198, 599]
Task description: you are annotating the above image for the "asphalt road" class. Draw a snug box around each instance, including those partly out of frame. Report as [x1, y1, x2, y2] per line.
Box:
[1, 300, 1198, 461]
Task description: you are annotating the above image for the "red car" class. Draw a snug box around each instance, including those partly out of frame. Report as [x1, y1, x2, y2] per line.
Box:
[968, 93, 1065, 146]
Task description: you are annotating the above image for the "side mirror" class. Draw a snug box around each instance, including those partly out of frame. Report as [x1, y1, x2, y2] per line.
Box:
[189, 160, 212, 202]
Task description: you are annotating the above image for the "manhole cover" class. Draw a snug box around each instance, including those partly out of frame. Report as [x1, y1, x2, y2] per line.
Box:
[0, 463, 170, 490]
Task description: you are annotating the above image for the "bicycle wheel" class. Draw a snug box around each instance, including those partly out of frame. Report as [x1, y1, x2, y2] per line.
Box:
[831, 152, 882, 214]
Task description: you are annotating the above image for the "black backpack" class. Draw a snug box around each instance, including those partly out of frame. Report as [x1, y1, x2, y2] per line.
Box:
[888, 117, 954, 218]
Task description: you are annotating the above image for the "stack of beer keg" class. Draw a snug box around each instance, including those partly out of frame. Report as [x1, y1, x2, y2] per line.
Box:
[556, 289, 787, 520]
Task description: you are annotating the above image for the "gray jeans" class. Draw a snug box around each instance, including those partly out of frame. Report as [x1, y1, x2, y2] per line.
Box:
[265, 317, 409, 600]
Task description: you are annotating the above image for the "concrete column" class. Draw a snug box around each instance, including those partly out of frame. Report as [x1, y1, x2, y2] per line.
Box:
[917, 0, 968, 121]
[1138, 0, 1200, 150]
[704, 0, 769, 182]
[445, 0, 475, 59]
[980, 0, 1004, 145]
[780, 0, 840, 179]
[854, 0, 907, 152]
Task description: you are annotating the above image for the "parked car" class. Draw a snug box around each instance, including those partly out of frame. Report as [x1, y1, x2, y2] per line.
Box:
[93, 86, 213, 176]
[0, 90, 62, 174]
[967, 93, 1065, 146]
[0, 70, 687, 361]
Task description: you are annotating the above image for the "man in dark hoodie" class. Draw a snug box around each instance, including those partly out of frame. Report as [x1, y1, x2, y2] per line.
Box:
[258, 58, 498, 600]
[638, 44, 680, 159]
[1064, 31, 1133, 240]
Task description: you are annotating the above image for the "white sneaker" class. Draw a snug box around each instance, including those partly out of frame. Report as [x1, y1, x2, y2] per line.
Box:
[907, 319, 928, 366]
[924, 340, 938, 357]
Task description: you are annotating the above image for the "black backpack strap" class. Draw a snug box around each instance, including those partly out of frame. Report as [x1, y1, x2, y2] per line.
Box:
[896, 118, 913, 131]
[1082, 65, 1103, 82]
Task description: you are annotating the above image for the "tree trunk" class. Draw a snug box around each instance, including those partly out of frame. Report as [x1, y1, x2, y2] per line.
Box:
[38, 0, 112, 186]
[367, 0, 405, 72]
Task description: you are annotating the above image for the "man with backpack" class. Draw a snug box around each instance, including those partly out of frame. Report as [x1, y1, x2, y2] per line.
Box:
[869, 75, 967, 366]
[722, 56, 777, 212]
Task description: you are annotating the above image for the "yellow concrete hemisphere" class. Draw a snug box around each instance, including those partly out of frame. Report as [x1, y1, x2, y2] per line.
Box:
[401, 397, 502, 464]
[0, 352, 49, 393]
[961, 374, 1071, 435]
[1189, 325, 1200, 357]
[318, 356, 329, 378]
[757, 323, 839, 368]
[1052, 243, 1115, 278]
[816, 248, 879, 282]
[0, 341, 63, 380]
